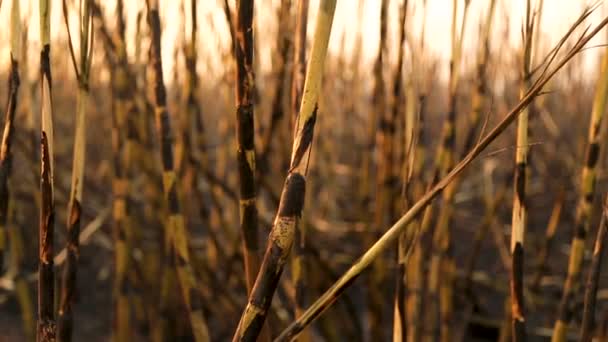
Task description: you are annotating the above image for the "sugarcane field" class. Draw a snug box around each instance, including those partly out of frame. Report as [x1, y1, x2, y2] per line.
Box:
[4, 0, 608, 341]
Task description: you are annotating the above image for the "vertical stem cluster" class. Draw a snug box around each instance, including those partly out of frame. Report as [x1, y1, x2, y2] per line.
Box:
[234, 0, 261, 295]
[392, 1, 409, 339]
[0, 0, 21, 274]
[553, 42, 608, 342]
[579, 197, 608, 342]
[511, 2, 534, 340]
[232, 1, 336, 340]
[146, 1, 210, 341]
[111, 2, 133, 339]
[369, 1, 388, 339]
[259, 0, 293, 172]
[38, 0, 56, 340]
[57, 1, 94, 340]
[426, 2, 469, 340]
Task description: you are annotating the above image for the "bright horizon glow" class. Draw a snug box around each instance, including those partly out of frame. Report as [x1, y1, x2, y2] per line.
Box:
[0, 0, 605, 82]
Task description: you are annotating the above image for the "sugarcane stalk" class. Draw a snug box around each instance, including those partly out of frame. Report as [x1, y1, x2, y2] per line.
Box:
[57, 1, 94, 340]
[290, 1, 310, 341]
[579, 196, 608, 342]
[426, 1, 470, 340]
[275, 14, 608, 340]
[231, 1, 336, 340]
[510, 1, 534, 340]
[146, 1, 210, 340]
[38, 0, 56, 339]
[552, 28, 608, 342]
[234, 0, 262, 296]
[392, 1, 410, 340]
[0, 0, 21, 275]
[369, 1, 389, 339]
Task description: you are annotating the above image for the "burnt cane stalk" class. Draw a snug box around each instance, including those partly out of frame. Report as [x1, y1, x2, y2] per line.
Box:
[231, 0, 336, 340]
[234, 0, 262, 296]
[290, 1, 311, 340]
[57, 0, 94, 340]
[552, 39, 608, 342]
[0, 0, 21, 276]
[275, 12, 608, 341]
[579, 196, 608, 342]
[369, 1, 389, 339]
[146, 1, 210, 341]
[38, 0, 56, 340]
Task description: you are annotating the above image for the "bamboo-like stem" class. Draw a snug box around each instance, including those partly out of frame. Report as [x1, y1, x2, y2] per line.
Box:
[275, 13, 608, 340]
[290, 1, 310, 341]
[463, 0, 496, 154]
[531, 188, 565, 291]
[146, 1, 210, 341]
[463, 175, 508, 294]
[110, 1, 134, 339]
[232, 1, 336, 340]
[552, 36, 608, 342]
[57, 1, 94, 340]
[391, 1, 409, 340]
[223, 0, 236, 59]
[406, 5, 428, 340]
[426, 1, 470, 340]
[8, 11, 35, 340]
[510, 1, 534, 340]
[233, 1, 270, 340]
[38, 0, 56, 339]
[92, 3, 156, 333]
[259, 0, 293, 173]
[0, 0, 21, 276]
[579, 196, 608, 342]
[369, 1, 389, 339]
[234, 0, 261, 296]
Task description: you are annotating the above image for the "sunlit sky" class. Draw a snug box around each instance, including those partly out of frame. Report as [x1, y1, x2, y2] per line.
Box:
[0, 0, 606, 81]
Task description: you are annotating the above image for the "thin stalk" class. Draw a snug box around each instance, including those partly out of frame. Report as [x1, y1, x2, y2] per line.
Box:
[0, 0, 21, 275]
[109, 1, 134, 339]
[426, 1, 470, 340]
[57, 1, 94, 340]
[511, 1, 534, 340]
[38, 0, 56, 339]
[369, 1, 389, 339]
[234, 0, 261, 296]
[392, 1, 409, 340]
[463, 0, 496, 153]
[579, 197, 608, 342]
[275, 13, 608, 340]
[233, 1, 270, 340]
[290, 1, 310, 340]
[259, 0, 293, 173]
[146, 1, 210, 341]
[552, 39, 608, 342]
[531, 188, 565, 291]
[231, 1, 336, 340]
